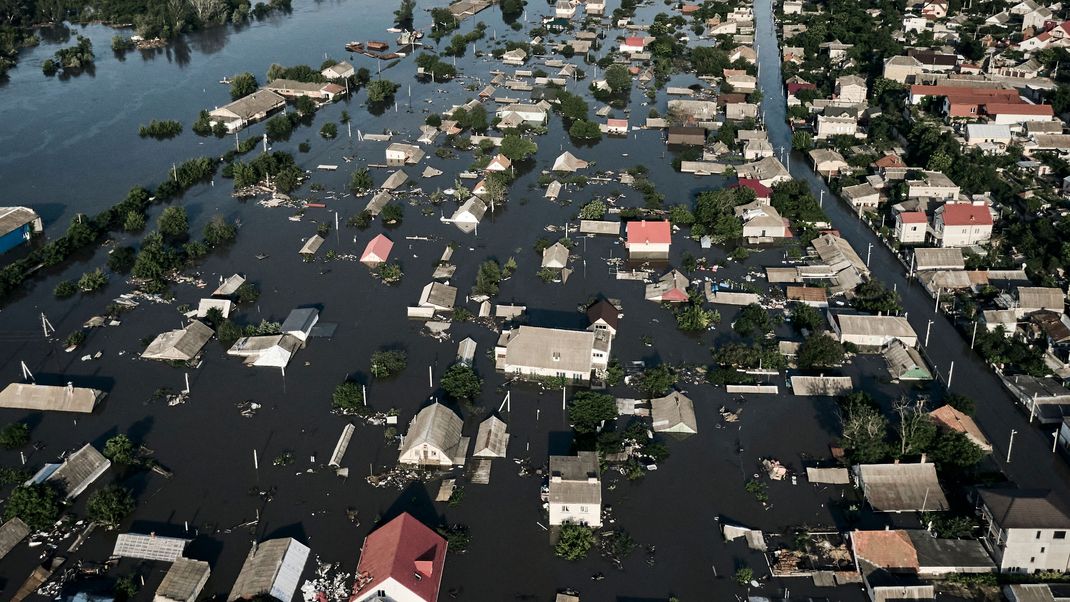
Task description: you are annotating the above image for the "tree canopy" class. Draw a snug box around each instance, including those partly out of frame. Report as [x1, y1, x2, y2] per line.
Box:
[568, 391, 617, 433]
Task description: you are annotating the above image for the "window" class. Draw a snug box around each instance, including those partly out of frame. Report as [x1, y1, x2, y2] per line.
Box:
[1031, 557, 1036, 563]
[580, 506, 588, 513]
[1041, 547, 1046, 553]
[561, 505, 569, 512]
[1056, 531, 1066, 539]
[1038, 531, 1043, 539]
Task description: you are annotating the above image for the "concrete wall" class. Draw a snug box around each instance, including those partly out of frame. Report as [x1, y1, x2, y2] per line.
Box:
[549, 503, 602, 528]
[997, 528, 1070, 573]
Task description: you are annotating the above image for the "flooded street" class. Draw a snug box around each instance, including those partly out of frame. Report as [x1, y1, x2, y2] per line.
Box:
[0, 0, 1006, 600]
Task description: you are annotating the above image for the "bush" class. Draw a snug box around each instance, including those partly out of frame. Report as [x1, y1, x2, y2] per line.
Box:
[366, 79, 400, 103]
[54, 280, 78, 299]
[568, 119, 602, 140]
[797, 334, 845, 369]
[230, 72, 258, 100]
[332, 381, 367, 413]
[635, 365, 674, 398]
[235, 282, 260, 304]
[473, 260, 502, 297]
[349, 168, 373, 193]
[370, 350, 407, 378]
[103, 434, 136, 464]
[203, 215, 237, 247]
[568, 391, 617, 433]
[138, 120, 183, 140]
[0, 423, 29, 449]
[554, 523, 595, 560]
[578, 200, 607, 220]
[158, 206, 189, 240]
[123, 211, 146, 232]
[380, 204, 404, 225]
[376, 262, 403, 284]
[441, 364, 482, 401]
[78, 268, 108, 293]
[320, 122, 338, 139]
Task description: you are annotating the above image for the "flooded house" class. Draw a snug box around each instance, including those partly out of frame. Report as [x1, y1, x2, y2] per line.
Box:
[449, 196, 488, 233]
[541, 242, 570, 269]
[495, 103, 547, 125]
[398, 403, 469, 468]
[650, 391, 698, 434]
[736, 201, 789, 238]
[605, 118, 628, 135]
[456, 337, 477, 366]
[501, 48, 527, 66]
[320, 60, 354, 80]
[350, 513, 447, 602]
[227, 538, 310, 602]
[486, 153, 512, 172]
[626, 220, 671, 260]
[196, 298, 232, 319]
[929, 404, 991, 452]
[385, 143, 425, 166]
[142, 321, 214, 362]
[381, 169, 409, 191]
[551, 151, 588, 172]
[208, 89, 286, 133]
[0, 519, 29, 561]
[548, 451, 602, 527]
[666, 126, 707, 146]
[29, 443, 110, 500]
[212, 273, 246, 297]
[365, 191, 393, 217]
[830, 313, 919, 348]
[645, 270, 690, 302]
[473, 415, 509, 458]
[852, 462, 948, 512]
[112, 533, 189, 562]
[495, 325, 611, 383]
[0, 207, 42, 255]
[0, 382, 105, 414]
[735, 156, 791, 186]
[281, 308, 319, 343]
[155, 558, 211, 602]
[419, 282, 458, 311]
[226, 334, 302, 368]
[360, 234, 394, 267]
[975, 488, 1070, 573]
[586, 299, 621, 337]
[263, 79, 344, 101]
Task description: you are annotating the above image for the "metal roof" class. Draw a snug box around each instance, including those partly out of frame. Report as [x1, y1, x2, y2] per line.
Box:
[855, 463, 948, 512]
[33, 443, 111, 500]
[227, 538, 309, 602]
[156, 557, 211, 602]
[650, 391, 698, 433]
[0, 207, 40, 237]
[112, 533, 189, 561]
[0, 382, 104, 413]
[473, 415, 509, 457]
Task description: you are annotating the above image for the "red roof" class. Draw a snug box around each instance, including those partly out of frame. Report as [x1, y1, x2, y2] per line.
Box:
[984, 102, 1055, 116]
[852, 530, 919, 570]
[897, 211, 928, 224]
[786, 82, 817, 95]
[626, 220, 671, 245]
[873, 154, 906, 169]
[732, 178, 772, 198]
[624, 36, 646, 48]
[607, 118, 629, 127]
[681, 3, 700, 12]
[941, 204, 993, 226]
[662, 288, 690, 302]
[352, 513, 447, 602]
[361, 234, 394, 263]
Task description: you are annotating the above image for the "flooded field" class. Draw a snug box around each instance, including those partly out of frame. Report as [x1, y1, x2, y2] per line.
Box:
[0, 0, 1037, 600]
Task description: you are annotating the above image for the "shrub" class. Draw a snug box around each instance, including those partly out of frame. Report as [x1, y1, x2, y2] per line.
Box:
[54, 280, 78, 299]
[370, 350, 407, 378]
[554, 523, 595, 560]
[0, 423, 29, 449]
[441, 364, 482, 401]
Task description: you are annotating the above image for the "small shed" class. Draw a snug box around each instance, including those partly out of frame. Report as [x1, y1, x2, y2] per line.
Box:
[473, 415, 509, 457]
[155, 557, 211, 602]
[299, 234, 325, 256]
[541, 242, 570, 269]
[650, 391, 698, 434]
[456, 337, 477, 366]
[281, 308, 319, 343]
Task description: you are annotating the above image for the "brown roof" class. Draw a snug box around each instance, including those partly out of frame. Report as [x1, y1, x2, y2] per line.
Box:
[786, 286, 828, 303]
[929, 404, 991, 450]
[851, 530, 919, 570]
[586, 299, 620, 330]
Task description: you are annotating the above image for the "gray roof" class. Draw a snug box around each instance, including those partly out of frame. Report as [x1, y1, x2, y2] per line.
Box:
[978, 489, 1070, 529]
[650, 391, 698, 433]
[0, 518, 29, 560]
[213, 274, 246, 297]
[365, 191, 393, 216]
[855, 463, 948, 512]
[0, 382, 104, 413]
[456, 337, 477, 365]
[0, 207, 40, 237]
[914, 248, 965, 271]
[550, 451, 599, 481]
[399, 403, 466, 460]
[281, 308, 319, 335]
[905, 530, 993, 570]
[228, 538, 310, 601]
[473, 415, 509, 457]
[214, 89, 286, 120]
[32, 443, 111, 500]
[548, 480, 601, 505]
[812, 234, 869, 275]
[790, 375, 854, 396]
[883, 341, 931, 380]
[419, 282, 458, 309]
[541, 242, 570, 268]
[381, 169, 409, 191]
[1005, 584, 1066, 602]
[1019, 286, 1065, 311]
[156, 557, 211, 602]
[835, 314, 918, 340]
[111, 533, 189, 561]
[579, 220, 620, 235]
[142, 321, 214, 362]
[299, 234, 325, 255]
[500, 326, 598, 374]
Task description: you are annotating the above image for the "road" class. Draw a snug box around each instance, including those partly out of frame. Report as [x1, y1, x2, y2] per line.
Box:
[752, 0, 1070, 499]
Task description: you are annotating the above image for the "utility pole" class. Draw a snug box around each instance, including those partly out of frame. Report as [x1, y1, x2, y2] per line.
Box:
[970, 321, 978, 349]
[946, 360, 954, 390]
[866, 243, 873, 268]
[925, 319, 934, 347]
[1006, 429, 1018, 463]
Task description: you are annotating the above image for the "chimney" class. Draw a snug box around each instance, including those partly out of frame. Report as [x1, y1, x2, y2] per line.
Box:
[920, 453, 928, 464]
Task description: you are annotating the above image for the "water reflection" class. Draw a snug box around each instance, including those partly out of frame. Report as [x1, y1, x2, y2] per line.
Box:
[37, 23, 73, 45]
[168, 36, 192, 67]
[192, 25, 230, 55]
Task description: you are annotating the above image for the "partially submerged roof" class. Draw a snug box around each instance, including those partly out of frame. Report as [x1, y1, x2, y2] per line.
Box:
[499, 326, 599, 375]
[586, 299, 621, 330]
[0, 206, 41, 237]
[790, 375, 853, 396]
[913, 247, 965, 271]
[352, 513, 447, 602]
[541, 242, 569, 268]
[228, 538, 310, 602]
[855, 463, 948, 512]
[361, 233, 394, 264]
[650, 391, 698, 433]
[156, 558, 211, 602]
[929, 404, 991, 451]
[851, 530, 919, 571]
[381, 169, 410, 191]
[112, 533, 189, 562]
[552, 151, 588, 172]
[883, 340, 931, 380]
[0, 382, 105, 414]
[281, 308, 319, 336]
[142, 321, 214, 362]
[0, 518, 29, 560]
[299, 234, 325, 255]
[834, 314, 917, 341]
[473, 415, 509, 457]
[212, 273, 246, 297]
[399, 403, 467, 461]
[419, 282, 458, 309]
[31, 443, 111, 500]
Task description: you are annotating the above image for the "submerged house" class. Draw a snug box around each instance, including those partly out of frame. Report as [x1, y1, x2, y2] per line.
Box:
[650, 391, 698, 433]
[0, 207, 42, 255]
[626, 220, 671, 259]
[28, 443, 110, 500]
[281, 308, 319, 343]
[449, 196, 488, 234]
[0, 382, 105, 414]
[360, 234, 394, 267]
[350, 513, 447, 602]
[208, 89, 286, 132]
[473, 415, 509, 458]
[548, 451, 602, 527]
[495, 326, 611, 383]
[142, 321, 214, 362]
[398, 403, 469, 468]
[645, 270, 689, 302]
[226, 334, 302, 368]
[155, 558, 211, 602]
[227, 538, 310, 602]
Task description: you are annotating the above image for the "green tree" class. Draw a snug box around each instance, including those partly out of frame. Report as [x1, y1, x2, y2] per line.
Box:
[394, 0, 416, 29]
[636, 365, 674, 398]
[733, 304, 773, 337]
[349, 168, 374, 193]
[217, 319, 242, 348]
[929, 430, 984, 470]
[441, 364, 482, 401]
[578, 200, 607, 220]
[132, 233, 181, 282]
[332, 381, 366, 412]
[556, 91, 589, 120]
[78, 268, 108, 293]
[568, 119, 602, 140]
[265, 114, 293, 141]
[108, 246, 136, 273]
[203, 215, 237, 247]
[229, 72, 258, 100]
[792, 130, 813, 150]
[735, 567, 754, 586]
[370, 350, 408, 378]
[0, 423, 29, 449]
[473, 260, 502, 296]
[3, 484, 60, 530]
[789, 302, 824, 332]
[123, 211, 146, 232]
[554, 523, 595, 560]
[367, 79, 400, 103]
[54, 280, 78, 299]
[86, 486, 135, 527]
[675, 300, 719, 332]
[320, 122, 338, 139]
[568, 391, 617, 433]
[604, 64, 632, 93]
[797, 333, 845, 369]
[381, 203, 405, 224]
[853, 279, 903, 314]
[500, 134, 538, 161]
[157, 206, 189, 240]
[236, 282, 260, 304]
[103, 434, 137, 464]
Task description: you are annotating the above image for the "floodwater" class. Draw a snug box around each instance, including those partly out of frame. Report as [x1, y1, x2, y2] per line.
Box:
[0, 0, 1011, 600]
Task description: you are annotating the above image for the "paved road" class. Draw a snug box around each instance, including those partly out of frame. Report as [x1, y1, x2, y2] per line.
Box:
[752, 0, 1070, 500]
